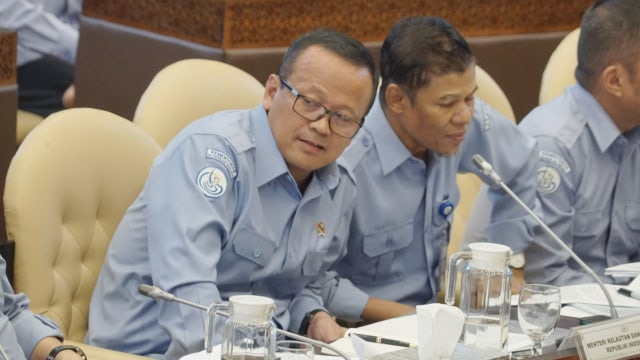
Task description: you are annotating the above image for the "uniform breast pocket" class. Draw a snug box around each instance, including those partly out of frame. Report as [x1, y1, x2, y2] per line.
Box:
[361, 222, 413, 283]
[573, 208, 608, 254]
[232, 227, 277, 267]
[573, 208, 608, 237]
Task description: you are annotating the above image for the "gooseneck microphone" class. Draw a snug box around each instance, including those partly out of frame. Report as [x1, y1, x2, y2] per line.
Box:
[471, 154, 619, 319]
[138, 284, 352, 359]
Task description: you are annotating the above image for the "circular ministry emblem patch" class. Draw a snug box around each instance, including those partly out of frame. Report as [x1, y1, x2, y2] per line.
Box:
[196, 167, 227, 198]
[537, 166, 561, 194]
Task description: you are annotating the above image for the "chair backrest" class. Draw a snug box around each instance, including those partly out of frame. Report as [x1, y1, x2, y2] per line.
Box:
[16, 109, 44, 146]
[539, 28, 580, 105]
[448, 65, 516, 256]
[475, 65, 516, 122]
[3, 108, 162, 342]
[133, 58, 265, 147]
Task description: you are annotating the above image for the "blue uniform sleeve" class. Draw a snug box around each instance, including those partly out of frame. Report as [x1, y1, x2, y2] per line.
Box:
[316, 271, 369, 322]
[523, 137, 593, 285]
[0, 0, 80, 65]
[1, 257, 62, 359]
[145, 135, 240, 357]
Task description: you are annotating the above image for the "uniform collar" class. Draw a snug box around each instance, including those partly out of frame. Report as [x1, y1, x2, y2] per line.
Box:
[252, 106, 289, 187]
[572, 84, 625, 153]
[252, 106, 341, 190]
[366, 97, 415, 175]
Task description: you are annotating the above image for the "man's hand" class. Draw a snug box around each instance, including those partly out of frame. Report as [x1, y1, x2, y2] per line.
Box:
[511, 268, 526, 294]
[306, 311, 346, 343]
[361, 298, 415, 323]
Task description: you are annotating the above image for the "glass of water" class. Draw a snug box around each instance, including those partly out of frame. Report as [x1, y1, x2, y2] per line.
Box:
[275, 340, 314, 360]
[517, 284, 561, 356]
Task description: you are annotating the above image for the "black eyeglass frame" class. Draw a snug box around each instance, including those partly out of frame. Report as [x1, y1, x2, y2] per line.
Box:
[279, 77, 363, 138]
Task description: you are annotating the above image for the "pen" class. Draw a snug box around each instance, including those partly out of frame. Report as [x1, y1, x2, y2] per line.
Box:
[350, 333, 414, 347]
[617, 287, 640, 300]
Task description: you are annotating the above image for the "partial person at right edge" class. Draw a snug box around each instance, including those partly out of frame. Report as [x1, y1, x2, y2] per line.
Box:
[0, 0, 81, 117]
[319, 16, 540, 325]
[464, 0, 640, 287]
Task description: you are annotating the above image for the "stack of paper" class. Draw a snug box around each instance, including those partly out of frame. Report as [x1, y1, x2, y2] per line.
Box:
[605, 262, 640, 278]
[558, 283, 640, 318]
[326, 314, 533, 359]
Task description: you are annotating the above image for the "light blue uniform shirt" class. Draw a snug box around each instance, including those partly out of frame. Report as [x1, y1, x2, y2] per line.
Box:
[323, 97, 539, 320]
[0, 256, 62, 360]
[0, 0, 81, 65]
[520, 84, 640, 286]
[86, 106, 354, 359]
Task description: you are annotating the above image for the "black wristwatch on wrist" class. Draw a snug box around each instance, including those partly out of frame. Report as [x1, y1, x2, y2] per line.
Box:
[46, 345, 87, 360]
[299, 308, 327, 335]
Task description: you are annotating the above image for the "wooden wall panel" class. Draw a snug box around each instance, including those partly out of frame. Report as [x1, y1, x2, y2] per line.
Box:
[83, 0, 592, 48]
[0, 32, 16, 86]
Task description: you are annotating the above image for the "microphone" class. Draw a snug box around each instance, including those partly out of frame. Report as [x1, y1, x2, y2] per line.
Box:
[137, 284, 352, 359]
[471, 154, 619, 319]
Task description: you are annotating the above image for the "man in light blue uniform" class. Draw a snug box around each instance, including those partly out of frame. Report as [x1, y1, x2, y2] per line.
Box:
[0, 256, 86, 360]
[0, 0, 81, 115]
[321, 17, 539, 322]
[516, 0, 640, 286]
[86, 29, 378, 358]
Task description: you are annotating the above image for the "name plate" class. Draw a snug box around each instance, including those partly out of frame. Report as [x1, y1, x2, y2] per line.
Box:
[563, 313, 640, 359]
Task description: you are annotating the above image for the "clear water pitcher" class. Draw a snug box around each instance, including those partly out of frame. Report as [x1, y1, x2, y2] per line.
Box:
[219, 295, 277, 360]
[445, 242, 512, 352]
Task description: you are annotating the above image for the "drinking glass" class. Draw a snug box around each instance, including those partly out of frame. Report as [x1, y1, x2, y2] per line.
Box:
[275, 340, 314, 360]
[517, 284, 561, 356]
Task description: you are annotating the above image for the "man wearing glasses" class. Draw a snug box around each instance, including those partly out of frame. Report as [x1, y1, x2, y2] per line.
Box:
[86, 29, 378, 359]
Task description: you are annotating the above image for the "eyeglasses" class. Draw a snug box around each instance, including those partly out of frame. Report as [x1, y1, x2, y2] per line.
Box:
[279, 77, 363, 138]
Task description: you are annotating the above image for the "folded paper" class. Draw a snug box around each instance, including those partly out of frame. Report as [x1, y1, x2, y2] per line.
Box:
[416, 303, 464, 360]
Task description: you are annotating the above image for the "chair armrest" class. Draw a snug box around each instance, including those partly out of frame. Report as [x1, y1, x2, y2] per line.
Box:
[64, 340, 154, 360]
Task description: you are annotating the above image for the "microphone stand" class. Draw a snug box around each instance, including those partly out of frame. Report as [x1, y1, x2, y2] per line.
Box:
[138, 284, 353, 359]
[471, 154, 619, 319]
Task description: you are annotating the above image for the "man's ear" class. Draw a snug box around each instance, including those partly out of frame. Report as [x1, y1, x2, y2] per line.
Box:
[601, 63, 624, 98]
[263, 74, 280, 110]
[384, 83, 408, 113]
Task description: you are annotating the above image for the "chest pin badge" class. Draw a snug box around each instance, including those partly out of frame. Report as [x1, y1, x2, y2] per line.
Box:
[316, 222, 326, 238]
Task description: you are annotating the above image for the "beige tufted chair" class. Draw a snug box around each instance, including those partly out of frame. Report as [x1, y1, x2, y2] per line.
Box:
[539, 28, 580, 105]
[16, 109, 44, 146]
[448, 65, 517, 257]
[133, 58, 265, 148]
[3, 108, 160, 359]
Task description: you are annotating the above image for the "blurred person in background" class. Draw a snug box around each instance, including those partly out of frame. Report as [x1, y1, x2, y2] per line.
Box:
[0, 0, 82, 117]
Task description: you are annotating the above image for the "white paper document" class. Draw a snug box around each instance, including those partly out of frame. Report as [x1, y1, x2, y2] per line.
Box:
[558, 283, 640, 318]
[326, 314, 533, 359]
[605, 262, 640, 278]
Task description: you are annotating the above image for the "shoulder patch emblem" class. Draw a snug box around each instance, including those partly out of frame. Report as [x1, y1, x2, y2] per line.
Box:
[197, 167, 228, 198]
[206, 149, 237, 178]
[538, 150, 571, 173]
[537, 166, 561, 194]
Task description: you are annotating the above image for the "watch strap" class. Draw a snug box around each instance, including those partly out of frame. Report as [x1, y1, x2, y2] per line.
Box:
[299, 308, 327, 335]
[47, 345, 87, 360]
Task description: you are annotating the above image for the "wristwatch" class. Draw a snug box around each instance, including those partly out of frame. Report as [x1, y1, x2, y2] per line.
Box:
[47, 345, 87, 360]
[509, 252, 526, 269]
[299, 309, 329, 335]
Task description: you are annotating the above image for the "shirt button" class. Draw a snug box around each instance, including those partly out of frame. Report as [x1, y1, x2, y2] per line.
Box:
[385, 237, 393, 247]
[253, 249, 261, 257]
